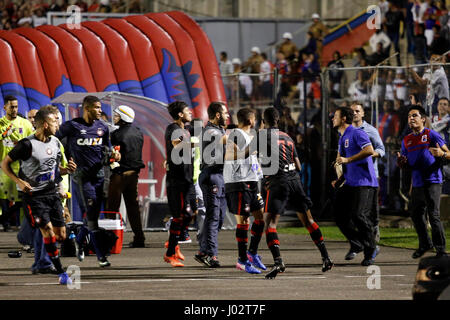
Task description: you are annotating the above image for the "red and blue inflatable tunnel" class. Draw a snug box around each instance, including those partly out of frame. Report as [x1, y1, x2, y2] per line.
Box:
[0, 11, 227, 221]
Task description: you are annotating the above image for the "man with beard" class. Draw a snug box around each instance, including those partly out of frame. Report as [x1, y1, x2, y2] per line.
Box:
[195, 102, 229, 268]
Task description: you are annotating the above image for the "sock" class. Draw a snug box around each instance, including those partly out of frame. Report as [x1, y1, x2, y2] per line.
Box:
[306, 222, 329, 258]
[43, 236, 64, 274]
[167, 217, 182, 256]
[236, 224, 249, 262]
[249, 219, 264, 255]
[266, 227, 281, 261]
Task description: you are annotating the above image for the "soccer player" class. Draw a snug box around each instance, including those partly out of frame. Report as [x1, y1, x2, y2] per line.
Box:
[1, 105, 76, 285]
[164, 101, 196, 267]
[195, 102, 229, 268]
[56, 95, 120, 267]
[260, 107, 333, 279]
[224, 108, 266, 274]
[0, 95, 34, 231]
[332, 106, 378, 266]
[397, 105, 448, 258]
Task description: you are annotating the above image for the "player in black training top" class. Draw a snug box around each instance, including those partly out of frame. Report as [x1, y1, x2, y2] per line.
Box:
[163, 101, 196, 267]
[259, 107, 333, 279]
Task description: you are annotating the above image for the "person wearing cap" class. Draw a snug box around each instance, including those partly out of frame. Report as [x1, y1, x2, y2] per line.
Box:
[308, 13, 329, 60]
[277, 32, 298, 61]
[242, 47, 264, 101]
[106, 105, 146, 248]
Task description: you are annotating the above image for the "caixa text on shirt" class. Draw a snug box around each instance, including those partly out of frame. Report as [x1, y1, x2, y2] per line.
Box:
[77, 138, 103, 146]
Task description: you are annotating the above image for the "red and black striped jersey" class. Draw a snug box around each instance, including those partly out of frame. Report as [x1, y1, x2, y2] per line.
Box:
[259, 128, 298, 179]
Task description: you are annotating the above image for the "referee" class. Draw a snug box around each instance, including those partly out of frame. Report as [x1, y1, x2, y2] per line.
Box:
[1, 105, 76, 285]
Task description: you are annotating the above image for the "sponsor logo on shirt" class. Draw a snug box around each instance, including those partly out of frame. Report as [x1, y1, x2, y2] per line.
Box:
[80, 129, 87, 135]
[344, 139, 349, 148]
[77, 138, 103, 146]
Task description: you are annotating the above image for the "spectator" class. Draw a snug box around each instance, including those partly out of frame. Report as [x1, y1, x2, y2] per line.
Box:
[327, 51, 344, 98]
[435, 0, 449, 44]
[219, 51, 234, 102]
[430, 24, 450, 57]
[259, 52, 273, 100]
[242, 46, 264, 102]
[278, 106, 297, 141]
[48, 0, 62, 12]
[88, 0, 100, 12]
[275, 51, 291, 100]
[414, 23, 429, 68]
[231, 58, 252, 103]
[369, 26, 391, 54]
[111, 0, 126, 13]
[32, 7, 47, 27]
[353, 47, 368, 67]
[393, 69, 409, 103]
[75, 0, 88, 12]
[406, 0, 416, 55]
[369, 42, 389, 66]
[412, 0, 428, 33]
[308, 13, 328, 61]
[409, 52, 449, 114]
[278, 32, 298, 61]
[431, 97, 450, 194]
[99, 0, 111, 13]
[128, 0, 142, 13]
[17, 8, 32, 28]
[378, 0, 390, 22]
[384, 2, 404, 66]
[302, 31, 317, 56]
[423, 0, 438, 46]
[297, 95, 319, 129]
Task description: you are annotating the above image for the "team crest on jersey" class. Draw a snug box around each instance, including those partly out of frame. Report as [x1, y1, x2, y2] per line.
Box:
[421, 135, 427, 143]
[344, 139, 349, 148]
[46, 148, 52, 155]
[244, 204, 250, 212]
[97, 128, 104, 136]
[80, 129, 87, 135]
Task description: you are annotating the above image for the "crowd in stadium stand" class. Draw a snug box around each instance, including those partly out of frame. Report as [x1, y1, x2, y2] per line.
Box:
[0, 0, 143, 29]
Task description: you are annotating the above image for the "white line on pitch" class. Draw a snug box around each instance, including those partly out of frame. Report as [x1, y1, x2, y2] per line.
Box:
[345, 275, 405, 278]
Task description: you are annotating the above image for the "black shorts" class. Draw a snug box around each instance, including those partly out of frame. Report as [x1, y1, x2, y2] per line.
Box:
[262, 177, 312, 214]
[166, 181, 196, 218]
[226, 190, 264, 216]
[23, 194, 65, 228]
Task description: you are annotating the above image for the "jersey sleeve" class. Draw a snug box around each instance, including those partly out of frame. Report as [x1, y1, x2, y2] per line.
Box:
[55, 121, 72, 140]
[354, 129, 372, 150]
[8, 138, 32, 162]
[429, 129, 446, 148]
[401, 139, 407, 156]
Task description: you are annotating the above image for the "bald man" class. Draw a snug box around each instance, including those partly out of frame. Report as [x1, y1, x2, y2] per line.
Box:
[27, 109, 39, 129]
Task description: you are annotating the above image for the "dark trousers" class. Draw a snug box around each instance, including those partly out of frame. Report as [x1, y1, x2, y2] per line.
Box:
[410, 184, 446, 253]
[107, 171, 145, 243]
[334, 185, 377, 257]
[199, 172, 227, 257]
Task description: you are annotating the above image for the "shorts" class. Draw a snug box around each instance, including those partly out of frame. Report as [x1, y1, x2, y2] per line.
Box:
[226, 190, 264, 216]
[262, 177, 312, 214]
[166, 180, 196, 218]
[23, 194, 65, 228]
